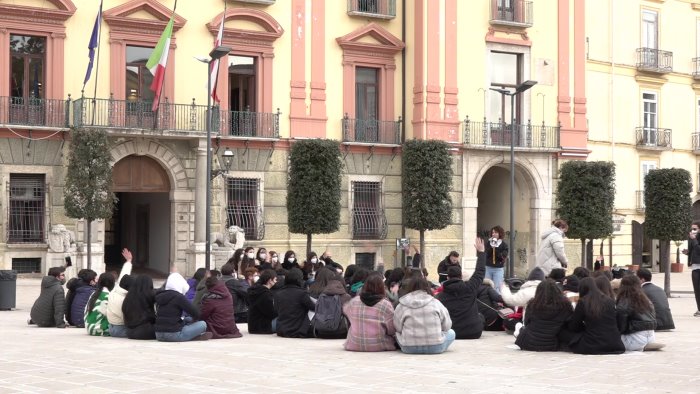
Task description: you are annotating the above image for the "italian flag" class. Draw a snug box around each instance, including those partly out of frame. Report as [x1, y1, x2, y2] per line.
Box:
[210, 17, 224, 103]
[146, 16, 174, 112]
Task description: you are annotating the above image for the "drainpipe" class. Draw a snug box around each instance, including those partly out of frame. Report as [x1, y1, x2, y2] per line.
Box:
[400, 0, 407, 268]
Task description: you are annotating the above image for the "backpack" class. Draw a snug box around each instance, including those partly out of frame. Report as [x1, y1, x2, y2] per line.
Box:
[311, 294, 348, 338]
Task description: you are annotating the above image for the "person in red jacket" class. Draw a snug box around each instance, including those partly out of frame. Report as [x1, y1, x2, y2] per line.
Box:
[200, 277, 243, 339]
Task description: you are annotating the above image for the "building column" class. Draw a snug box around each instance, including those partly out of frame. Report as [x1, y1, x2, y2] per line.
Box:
[194, 140, 207, 244]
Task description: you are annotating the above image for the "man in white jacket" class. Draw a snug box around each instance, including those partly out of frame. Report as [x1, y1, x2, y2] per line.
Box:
[106, 248, 133, 337]
[536, 219, 569, 276]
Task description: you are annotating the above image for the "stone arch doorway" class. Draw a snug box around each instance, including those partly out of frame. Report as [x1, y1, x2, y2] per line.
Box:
[476, 164, 535, 273]
[106, 155, 171, 274]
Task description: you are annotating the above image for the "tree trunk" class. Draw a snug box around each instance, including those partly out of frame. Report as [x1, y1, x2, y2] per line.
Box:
[306, 233, 312, 262]
[86, 219, 92, 270]
[419, 229, 425, 269]
[580, 238, 586, 268]
[662, 239, 671, 297]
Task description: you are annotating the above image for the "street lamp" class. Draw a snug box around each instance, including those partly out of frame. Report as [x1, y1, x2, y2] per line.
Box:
[196, 45, 232, 270]
[211, 147, 234, 180]
[489, 80, 537, 278]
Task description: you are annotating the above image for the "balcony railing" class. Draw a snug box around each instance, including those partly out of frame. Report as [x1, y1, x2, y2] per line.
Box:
[490, 0, 533, 27]
[0, 96, 69, 128]
[342, 115, 402, 145]
[636, 48, 673, 73]
[74, 97, 279, 138]
[463, 117, 560, 150]
[636, 190, 645, 212]
[347, 0, 396, 19]
[635, 127, 671, 149]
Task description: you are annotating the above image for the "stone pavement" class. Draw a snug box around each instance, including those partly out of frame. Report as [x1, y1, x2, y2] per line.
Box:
[1, 271, 699, 394]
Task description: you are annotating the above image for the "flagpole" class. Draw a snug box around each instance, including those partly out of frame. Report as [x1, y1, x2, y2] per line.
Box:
[153, 0, 178, 130]
[91, 0, 103, 126]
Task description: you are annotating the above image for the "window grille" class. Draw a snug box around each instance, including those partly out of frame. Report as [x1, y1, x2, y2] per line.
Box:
[7, 174, 47, 243]
[351, 181, 387, 240]
[355, 252, 376, 270]
[12, 257, 41, 273]
[226, 177, 264, 240]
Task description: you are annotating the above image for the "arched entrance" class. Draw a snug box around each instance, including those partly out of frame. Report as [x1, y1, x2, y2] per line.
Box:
[476, 165, 532, 271]
[632, 220, 656, 270]
[106, 155, 171, 274]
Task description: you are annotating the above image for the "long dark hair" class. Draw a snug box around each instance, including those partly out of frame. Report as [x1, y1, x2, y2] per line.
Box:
[228, 249, 245, 272]
[594, 275, 615, 300]
[309, 267, 337, 296]
[527, 279, 572, 314]
[87, 272, 116, 313]
[616, 275, 653, 314]
[122, 275, 155, 325]
[578, 277, 609, 319]
[403, 275, 433, 297]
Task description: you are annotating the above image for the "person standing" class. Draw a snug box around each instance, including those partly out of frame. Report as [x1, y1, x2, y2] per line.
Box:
[685, 221, 700, 317]
[29, 267, 67, 328]
[536, 219, 570, 276]
[437, 251, 461, 284]
[484, 225, 508, 292]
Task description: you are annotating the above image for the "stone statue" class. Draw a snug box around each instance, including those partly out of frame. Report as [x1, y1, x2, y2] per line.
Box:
[211, 225, 245, 251]
[48, 224, 76, 253]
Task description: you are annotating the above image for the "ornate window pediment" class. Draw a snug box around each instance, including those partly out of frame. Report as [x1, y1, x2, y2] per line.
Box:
[103, 0, 186, 35]
[0, 0, 76, 25]
[336, 23, 404, 56]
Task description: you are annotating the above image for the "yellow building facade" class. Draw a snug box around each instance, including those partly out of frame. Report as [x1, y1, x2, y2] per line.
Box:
[587, 0, 700, 270]
[0, 0, 582, 277]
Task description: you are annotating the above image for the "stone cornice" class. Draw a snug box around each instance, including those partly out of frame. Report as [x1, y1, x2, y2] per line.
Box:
[103, 0, 186, 34]
[336, 22, 405, 54]
[0, 3, 75, 26]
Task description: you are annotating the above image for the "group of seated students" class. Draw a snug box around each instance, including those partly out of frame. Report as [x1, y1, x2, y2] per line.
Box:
[27, 241, 676, 354]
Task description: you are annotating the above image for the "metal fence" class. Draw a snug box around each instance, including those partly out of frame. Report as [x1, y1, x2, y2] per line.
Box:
[226, 177, 265, 241]
[0, 96, 69, 128]
[490, 0, 533, 26]
[342, 116, 402, 145]
[463, 117, 560, 149]
[636, 48, 673, 73]
[635, 127, 671, 148]
[347, 0, 396, 18]
[350, 181, 387, 240]
[6, 175, 48, 244]
[217, 108, 280, 138]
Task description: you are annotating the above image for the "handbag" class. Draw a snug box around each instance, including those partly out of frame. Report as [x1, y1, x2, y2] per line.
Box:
[477, 299, 515, 319]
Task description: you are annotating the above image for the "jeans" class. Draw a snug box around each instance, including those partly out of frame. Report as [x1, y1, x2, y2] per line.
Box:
[399, 329, 456, 354]
[692, 269, 700, 311]
[271, 318, 277, 332]
[108, 324, 128, 338]
[485, 266, 505, 293]
[621, 330, 655, 351]
[155, 321, 207, 342]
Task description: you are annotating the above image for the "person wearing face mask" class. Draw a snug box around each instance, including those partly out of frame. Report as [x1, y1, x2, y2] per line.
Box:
[240, 247, 257, 276]
[29, 266, 68, 328]
[269, 251, 281, 270]
[302, 252, 318, 283]
[683, 221, 700, 317]
[282, 250, 300, 271]
[257, 248, 273, 271]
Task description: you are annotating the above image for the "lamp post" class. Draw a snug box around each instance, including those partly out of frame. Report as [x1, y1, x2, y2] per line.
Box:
[197, 45, 232, 270]
[489, 80, 537, 278]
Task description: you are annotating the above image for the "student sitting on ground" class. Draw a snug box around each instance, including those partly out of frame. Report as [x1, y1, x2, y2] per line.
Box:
[85, 272, 116, 336]
[477, 278, 505, 331]
[559, 277, 625, 355]
[200, 276, 242, 339]
[186, 268, 207, 303]
[343, 272, 397, 352]
[515, 279, 573, 351]
[436, 239, 486, 340]
[636, 268, 675, 331]
[311, 270, 351, 339]
[122, 275, 157, 340]
[616, 275, 664, 351]
[65, 269, 97, 328]
[106, 248, 133, 337]
[247, 269, 278, 334]
[274, 268, 315, 338]
[29, 266, 67, 328]
[154, 272, 211, 342]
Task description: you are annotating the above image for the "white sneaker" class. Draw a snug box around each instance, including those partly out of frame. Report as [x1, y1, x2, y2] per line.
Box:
[514, 322, 523, 338]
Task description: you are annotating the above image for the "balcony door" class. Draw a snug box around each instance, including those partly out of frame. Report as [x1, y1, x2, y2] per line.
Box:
[641, 10, 658, 68]
[642, 92, 658, 145]
[125, 45, 155, 128]
[229, 55, 256, 136]
[355, 67, 379, 142]
[489, 51, 521, 146]
[10, 35, 46, 125]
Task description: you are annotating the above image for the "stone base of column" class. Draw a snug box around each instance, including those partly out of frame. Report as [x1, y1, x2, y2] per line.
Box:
[187, 242, 207, 275]
[74, 244, 105, 276]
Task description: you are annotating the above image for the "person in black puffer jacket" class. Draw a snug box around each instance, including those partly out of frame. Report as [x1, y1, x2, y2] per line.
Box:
[122, 275, 157, 340]
[154, 272, 211, 342]
[274, 268, 315, 338]
[29, 267, 67, 328]
[515, 279, 573, 351]
[220, 263, 250, 323]
[436, 245, 486, 340]
[248, 269, 278, 334]
[616, 275, 663, 351]
[65, 269, 97, 328]
[476, 278, 504, 331]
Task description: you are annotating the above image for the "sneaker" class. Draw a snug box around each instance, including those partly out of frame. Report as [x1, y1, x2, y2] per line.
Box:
[27, 318, 34, 325]
[192, 332, 213, 341]
[513, 322, 523, 338]
[643, 342, 666, 351]
[694, 311, 700, 317]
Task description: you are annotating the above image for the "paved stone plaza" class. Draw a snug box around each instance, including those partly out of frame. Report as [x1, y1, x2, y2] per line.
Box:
[1, 272, 699, 393]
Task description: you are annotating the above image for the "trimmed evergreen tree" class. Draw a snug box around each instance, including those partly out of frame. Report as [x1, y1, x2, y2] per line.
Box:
[287, 139, 343, 257]
[64, 129, 116, 269]
[402, 139, 453, 267]
[556, 161, 616, 268]
[645, 168, 693, 296]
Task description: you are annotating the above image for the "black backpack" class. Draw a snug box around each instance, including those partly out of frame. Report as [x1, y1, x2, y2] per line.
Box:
[311, 294, 348, 338]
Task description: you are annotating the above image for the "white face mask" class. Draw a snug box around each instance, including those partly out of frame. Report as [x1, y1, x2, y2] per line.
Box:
[311, 258, 318, 264]
[259, 253, 267, 260]
[287, 257, 295, 263]
[247, 252, 255, 259]
[271, 256, 278, 263]
[253, 275, 260, 283]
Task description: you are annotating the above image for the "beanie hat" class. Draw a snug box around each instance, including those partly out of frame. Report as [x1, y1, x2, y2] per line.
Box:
[562, 275, 580, 292]
[527, 267, 545, 281]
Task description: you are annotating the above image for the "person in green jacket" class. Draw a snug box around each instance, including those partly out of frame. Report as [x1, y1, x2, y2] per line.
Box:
[85, 273, 116, 336]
